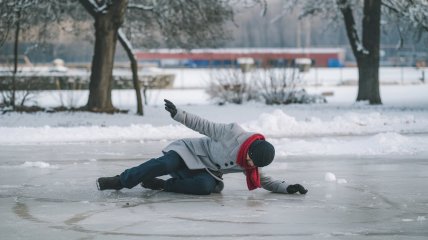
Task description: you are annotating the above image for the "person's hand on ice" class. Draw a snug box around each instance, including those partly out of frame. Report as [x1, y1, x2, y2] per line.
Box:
[286, 184, 308, 194]
[164, 99, 177, 118]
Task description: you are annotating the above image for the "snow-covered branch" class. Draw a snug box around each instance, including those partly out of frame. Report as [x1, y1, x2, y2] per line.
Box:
[87, 0, 111, 14]
[127, 3, 154, 11]
[383, 0, 428, 31]
[118, 28, 134, 53]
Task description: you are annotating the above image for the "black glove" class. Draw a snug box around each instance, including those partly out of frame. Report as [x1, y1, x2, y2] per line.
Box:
[286, 184, 308, 194]
[164, 99, 177, 118]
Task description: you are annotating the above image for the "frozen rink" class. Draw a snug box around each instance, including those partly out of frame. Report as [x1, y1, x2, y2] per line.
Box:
[1, 140, 427, 240]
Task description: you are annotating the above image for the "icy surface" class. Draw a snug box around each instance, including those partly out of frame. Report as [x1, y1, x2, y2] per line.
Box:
[1, 142, 427, 239]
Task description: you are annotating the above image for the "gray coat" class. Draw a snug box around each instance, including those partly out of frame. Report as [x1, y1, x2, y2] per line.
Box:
[163, 108, 289, 193]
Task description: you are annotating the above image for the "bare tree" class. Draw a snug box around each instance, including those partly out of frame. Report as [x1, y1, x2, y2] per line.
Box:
[0, 0, 59, 109]
[277, 0, 382, 104]
[117, 28, 143, 115]
[78, 0, 128, 113]
[339, 0, 382, 104]
[125, 1, 235, 48]
[76, 0, 236, 113]
[382, 0, 428, 44]
[1, 0, 238, 114]
[278, 0, 428, 104]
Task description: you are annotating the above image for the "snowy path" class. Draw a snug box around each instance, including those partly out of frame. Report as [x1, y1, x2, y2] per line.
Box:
[1, 141, 427, 239]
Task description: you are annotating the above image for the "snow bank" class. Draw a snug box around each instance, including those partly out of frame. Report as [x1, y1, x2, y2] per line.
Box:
[0, 124, 198, 144]
[273, 132, 428, 156]
[1, 110, 426, 145]
[243, 109, 423, 137]
[1, 83, 428, 157]
[1, 108, 428, 156]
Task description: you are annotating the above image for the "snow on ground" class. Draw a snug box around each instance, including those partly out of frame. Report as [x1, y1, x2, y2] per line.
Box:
[1, 68, 428, 156]
[0, 161, 59, 169]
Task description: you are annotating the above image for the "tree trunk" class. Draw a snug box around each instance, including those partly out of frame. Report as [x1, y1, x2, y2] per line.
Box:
[12, 9, 21, 110]
[129, 52, 144, 115]
[356, 54, 381, 104]
[339, 0, 382, 104]
[85, 0, 128, 112]
[118, 32, 144, 115]
[357, 0, 382, 104]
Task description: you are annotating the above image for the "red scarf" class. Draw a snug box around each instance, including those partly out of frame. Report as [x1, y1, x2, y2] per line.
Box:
[236, 134, 265, 190]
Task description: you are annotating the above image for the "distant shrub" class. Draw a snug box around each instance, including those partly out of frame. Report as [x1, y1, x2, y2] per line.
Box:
[207, 67, 326, 105]
[263, 88, 326, 104]
[206, 69, 258, 105]
[256, 68, 326, 104]
[0, 76, 40, 108]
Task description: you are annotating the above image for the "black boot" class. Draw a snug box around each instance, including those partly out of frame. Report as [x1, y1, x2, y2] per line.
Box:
[97, 175, 123, 190]
[286, 184, 308, 194]
[141, 178, 165, 190]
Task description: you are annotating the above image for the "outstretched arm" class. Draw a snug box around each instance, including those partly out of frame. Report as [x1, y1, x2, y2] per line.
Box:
[164, 99, 241, 141]
[260, 170, 308, 194]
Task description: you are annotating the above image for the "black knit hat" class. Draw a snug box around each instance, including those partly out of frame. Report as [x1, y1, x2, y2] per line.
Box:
[248, 140, 275, 167]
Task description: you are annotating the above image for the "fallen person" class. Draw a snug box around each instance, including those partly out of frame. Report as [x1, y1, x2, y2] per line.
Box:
[97, 99, 308, 195]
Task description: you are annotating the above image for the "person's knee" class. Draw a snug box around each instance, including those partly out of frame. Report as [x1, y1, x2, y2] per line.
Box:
[194, 178, 216, 195]
[156, 151, 185, 172]
[213, 181, 224, 193]
[141, 156, 181, 182]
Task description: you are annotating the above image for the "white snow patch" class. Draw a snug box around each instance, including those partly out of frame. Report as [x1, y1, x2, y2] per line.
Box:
[0, 162, 57, 169]
[323, 172, 346, 184]
[417, 216, 426, 221]
[21, 161, 58, 169]
[325, 172, 337, 182]
[324, 173, 347, 184]
[337, 178, 348, 184]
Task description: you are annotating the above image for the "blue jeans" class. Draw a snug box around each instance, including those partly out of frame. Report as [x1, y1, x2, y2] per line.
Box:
[119, 151, 217, 195]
